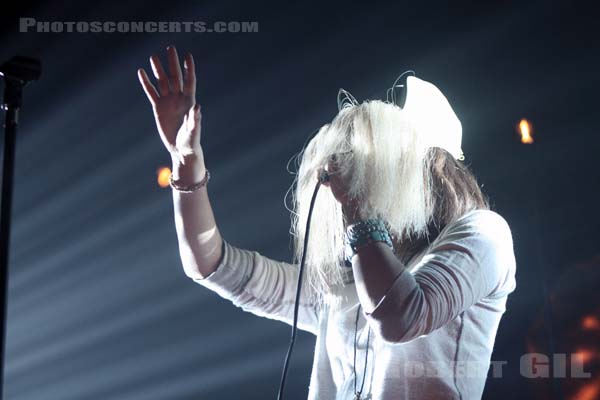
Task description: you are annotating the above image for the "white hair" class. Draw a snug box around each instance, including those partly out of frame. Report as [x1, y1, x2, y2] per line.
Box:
[288, 100, 436, 309]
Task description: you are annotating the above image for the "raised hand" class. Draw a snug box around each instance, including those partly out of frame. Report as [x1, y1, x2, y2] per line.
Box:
[138, 45, 202, 163]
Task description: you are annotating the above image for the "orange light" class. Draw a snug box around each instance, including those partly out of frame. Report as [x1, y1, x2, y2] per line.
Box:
[157, 167, 172, 188]
[582, 315, 600, 331]
[574, 348, 596, 364]
[518, 118, 534, 144]
[569, 380, 600, 400]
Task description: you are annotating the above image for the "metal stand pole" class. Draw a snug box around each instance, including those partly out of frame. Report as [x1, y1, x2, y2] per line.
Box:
[0, 56, 41, 398]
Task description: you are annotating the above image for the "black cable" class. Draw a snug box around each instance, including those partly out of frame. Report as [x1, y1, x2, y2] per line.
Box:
[277, 177, 324, 400]
[353, 304, 371, 398]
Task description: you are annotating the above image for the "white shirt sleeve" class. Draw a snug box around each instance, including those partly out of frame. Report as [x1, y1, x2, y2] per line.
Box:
[192, 239, 321, 335]
[364, 209, 517, 343]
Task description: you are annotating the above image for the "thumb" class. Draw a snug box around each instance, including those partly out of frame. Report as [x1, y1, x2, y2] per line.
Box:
[186, 104, 202, 139]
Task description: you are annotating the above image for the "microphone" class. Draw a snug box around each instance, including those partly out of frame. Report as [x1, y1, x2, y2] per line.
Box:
[318, 169, 330, 184]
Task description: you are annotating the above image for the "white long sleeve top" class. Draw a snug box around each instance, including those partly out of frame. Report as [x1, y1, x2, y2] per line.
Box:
[193, 209, 517, 399]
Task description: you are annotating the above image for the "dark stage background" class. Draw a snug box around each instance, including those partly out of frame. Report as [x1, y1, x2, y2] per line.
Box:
[1, 1, 599, 399]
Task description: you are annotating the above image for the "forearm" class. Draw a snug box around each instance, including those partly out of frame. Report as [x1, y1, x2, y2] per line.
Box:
[350, 241, 406, 314]
[342, 203, 406, 314]
[171, 152, 223, 279]
[351, 239, 430, 344]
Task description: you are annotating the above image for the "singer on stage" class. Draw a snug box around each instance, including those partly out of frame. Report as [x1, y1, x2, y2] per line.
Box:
[138, 46, 517, 400]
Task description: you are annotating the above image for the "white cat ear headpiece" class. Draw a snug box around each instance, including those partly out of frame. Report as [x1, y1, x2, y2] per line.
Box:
[338, 70, 465, 161]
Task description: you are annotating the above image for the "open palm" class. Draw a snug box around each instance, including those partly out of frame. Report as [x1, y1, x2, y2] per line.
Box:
[137, 46, 201, 159]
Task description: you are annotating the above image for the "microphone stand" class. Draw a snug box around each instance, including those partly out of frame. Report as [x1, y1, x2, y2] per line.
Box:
[0, 56, 41, 398]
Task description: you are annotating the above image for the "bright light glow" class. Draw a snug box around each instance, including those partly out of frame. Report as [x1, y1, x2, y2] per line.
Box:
[569, 380, 600, 400]
[582, 315, 600, 331]
[518, 118, 534, 144]
[574, 348, 596, 364]
[157, 167, 172, 188]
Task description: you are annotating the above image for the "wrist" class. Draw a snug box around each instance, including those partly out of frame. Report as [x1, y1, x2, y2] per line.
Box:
[344, 218, 393, 266]
[170, 150, 206, 186]
[170, 146, 204, 165]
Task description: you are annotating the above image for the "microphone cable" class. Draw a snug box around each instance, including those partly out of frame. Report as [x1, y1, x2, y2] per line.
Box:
[277, 171, 329, 400]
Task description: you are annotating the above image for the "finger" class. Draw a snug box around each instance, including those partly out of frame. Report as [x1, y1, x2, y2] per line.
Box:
[185, 105, 194, 131]
[187, 103, 202, 133]
[167, 45, 183, 93]
[150, 54, 171, 96]
[187, 104, 202, 148]
[183, 52, 196, 97]
[181, 110, 189, 132]
[137, 68, 159, 105]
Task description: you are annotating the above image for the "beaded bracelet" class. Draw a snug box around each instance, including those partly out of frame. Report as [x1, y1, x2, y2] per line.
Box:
[344, 218, 393, 267]
[169, 169, 210, 193]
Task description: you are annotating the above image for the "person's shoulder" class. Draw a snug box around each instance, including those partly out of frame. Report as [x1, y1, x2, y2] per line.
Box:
[456, 210, 517, 294]
[439, 209, 513, 248]
[456, 209, 511, 230]
[438, 209, 512, 244]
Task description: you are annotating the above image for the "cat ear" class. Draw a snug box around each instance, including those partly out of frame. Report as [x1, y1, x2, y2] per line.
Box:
[337, 88, 359, 111]
[386, 70, 415, 108]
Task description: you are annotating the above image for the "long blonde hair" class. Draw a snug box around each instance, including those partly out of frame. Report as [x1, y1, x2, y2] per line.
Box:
[287, 100, 488, 308]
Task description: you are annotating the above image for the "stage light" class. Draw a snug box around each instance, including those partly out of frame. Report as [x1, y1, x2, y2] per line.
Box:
[574, 348, 597, 364]
[569, 379, 600, 400]
[157, 167, 172, 188]
[518, 118, 534, 144]
[582, 315, 600, 331]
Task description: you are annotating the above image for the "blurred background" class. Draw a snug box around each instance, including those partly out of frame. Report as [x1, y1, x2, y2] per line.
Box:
[0, 0, 598, 399]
